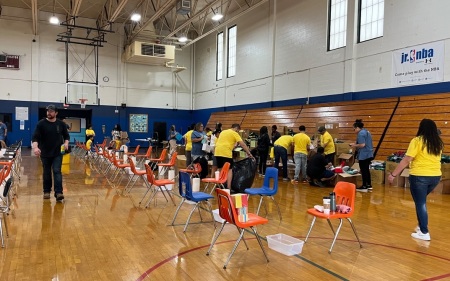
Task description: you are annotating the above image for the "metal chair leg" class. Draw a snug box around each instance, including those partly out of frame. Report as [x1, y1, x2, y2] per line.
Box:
[170, 198, 185, 226]
[270, 196, 282, 221]
[223, 228, 246, 269]
[329, 219, 344, 253]
[304, 216, 317, 242]
[347, 218, 363, 248]
[251, 226, 269, 262]
[206, 222, 226, 255]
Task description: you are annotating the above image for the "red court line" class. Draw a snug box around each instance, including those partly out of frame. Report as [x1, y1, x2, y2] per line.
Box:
[136, 236, 450, 281]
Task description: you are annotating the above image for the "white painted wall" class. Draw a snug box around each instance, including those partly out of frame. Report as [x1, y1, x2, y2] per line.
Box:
[0, 7, 192, 109]
[193, 0, 450, 109]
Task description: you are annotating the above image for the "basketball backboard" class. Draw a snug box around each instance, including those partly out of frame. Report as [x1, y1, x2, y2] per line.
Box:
[66, 82, 98, 106]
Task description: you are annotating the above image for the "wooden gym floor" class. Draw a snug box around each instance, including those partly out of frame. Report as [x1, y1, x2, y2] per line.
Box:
[1, 148, 450, 280]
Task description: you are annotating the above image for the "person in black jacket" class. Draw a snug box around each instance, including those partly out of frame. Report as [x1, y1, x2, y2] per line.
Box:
[257, 126, 271, 176]
[307, 147, 335, 187]
[32, 105, 70, 201]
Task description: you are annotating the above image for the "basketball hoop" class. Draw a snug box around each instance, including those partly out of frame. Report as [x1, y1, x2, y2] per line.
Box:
[79, 98, 88, 109]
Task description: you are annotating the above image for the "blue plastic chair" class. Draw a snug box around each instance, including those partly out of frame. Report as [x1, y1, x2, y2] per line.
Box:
[244, 167, 282, 221]
[170, 171, 216, 232]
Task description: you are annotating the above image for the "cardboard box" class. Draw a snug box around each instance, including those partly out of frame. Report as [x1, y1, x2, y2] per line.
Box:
[120, 131, 129, 139]
[335, 142, 352, 156]
[441, 164, 450, 180]
[338, 153, 354, 166]
[370, 169, 385, 184]
[337, 172, 361, 185]
[177, 155, 187, 169]
[385, 161, 399, 173]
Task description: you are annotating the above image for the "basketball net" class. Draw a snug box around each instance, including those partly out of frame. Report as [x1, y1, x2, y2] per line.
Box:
[79, 98, 87, 109]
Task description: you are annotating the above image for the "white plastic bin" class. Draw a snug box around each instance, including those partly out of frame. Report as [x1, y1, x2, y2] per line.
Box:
[266, 233, 304, 256]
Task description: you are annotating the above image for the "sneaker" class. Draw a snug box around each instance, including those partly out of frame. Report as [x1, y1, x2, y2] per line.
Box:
[291, 178, 299, 184]
[414, 226, 420, 233]
[56, 193, 65, 202]
[366, 185, 373, 190]
[313, 180, 325, 187]
[356, 186, 368, 192]
[302, 179, 308, 183]
[411, 230, 430, 241]
[43, 193, 51, 199]
[283, 178, 291, 182]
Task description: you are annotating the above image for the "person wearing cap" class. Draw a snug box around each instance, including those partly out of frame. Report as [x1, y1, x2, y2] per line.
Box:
[214, 123, 254, 189]
[318, 126, 336, 165]
[32, 104, 70, 202]
[273, 134, 294, 181]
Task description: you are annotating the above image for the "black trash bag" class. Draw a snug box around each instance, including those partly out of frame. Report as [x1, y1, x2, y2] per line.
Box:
[193, 156, 209, 179]
[231, 158, 257, 193]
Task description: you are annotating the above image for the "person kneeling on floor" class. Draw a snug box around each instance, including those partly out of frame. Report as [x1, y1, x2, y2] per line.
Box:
[307, 146, 336, 187]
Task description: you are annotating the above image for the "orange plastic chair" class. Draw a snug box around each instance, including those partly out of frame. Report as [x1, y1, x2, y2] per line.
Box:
[201, 162, 230, 194]
[157, 152, 178, 178]
[146, 148, 167, 173]
[206, 188, 269, 269]
[123, 156, 148, 195]
[140, 163, 176, 207]
[136, 146, 152, 167]
[179, 163, 202, 178]
[125, 145, 140, 156]
[304, 181, 363, 253]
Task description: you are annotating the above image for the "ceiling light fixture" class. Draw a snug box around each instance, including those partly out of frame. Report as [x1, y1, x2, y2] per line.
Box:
[49, 0, 59, 25]
[178, 36, 188, 43]
[49, 15, 59, 24]
[212, 13, 223, 21]
[131, 13, 141, 22]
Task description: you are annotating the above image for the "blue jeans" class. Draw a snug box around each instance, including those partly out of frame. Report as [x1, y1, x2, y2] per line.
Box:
[274, 145, 288, 178]
[409, 175, 440, 234]
[40, 155, 63, 195]
[294, 152, 307, 180]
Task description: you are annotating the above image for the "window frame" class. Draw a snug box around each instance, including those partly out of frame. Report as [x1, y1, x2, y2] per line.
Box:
[358, 0, 384, 43]
[227, 25, 237, 78]
[216, 32, 223, 81]
[327, 0, 348, 51]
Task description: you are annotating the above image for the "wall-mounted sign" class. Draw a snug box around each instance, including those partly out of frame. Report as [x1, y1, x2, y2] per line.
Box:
[0, 55, 20, 70]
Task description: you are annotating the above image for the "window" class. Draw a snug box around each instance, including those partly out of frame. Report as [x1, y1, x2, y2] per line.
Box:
[227, 25, 237, 77]
[216, 32, 223, 81]
[328, 0, 348, 51]
[359, 0, 384, 42]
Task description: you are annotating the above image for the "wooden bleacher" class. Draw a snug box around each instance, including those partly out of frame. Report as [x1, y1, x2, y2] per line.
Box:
[206, 92, 450, 161]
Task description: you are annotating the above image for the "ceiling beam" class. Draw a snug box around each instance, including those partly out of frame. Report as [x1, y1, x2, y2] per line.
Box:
[31, 0, 38, 35]
[163, 0, 222, 40]
[183, 0, 268, 48]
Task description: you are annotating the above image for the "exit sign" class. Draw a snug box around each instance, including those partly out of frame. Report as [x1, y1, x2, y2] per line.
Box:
[0, 55, 20, 70]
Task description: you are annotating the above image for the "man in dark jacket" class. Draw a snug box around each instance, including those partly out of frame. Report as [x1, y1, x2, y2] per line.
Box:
[32, 105, 70, 201]
[307, 147, 335, 187]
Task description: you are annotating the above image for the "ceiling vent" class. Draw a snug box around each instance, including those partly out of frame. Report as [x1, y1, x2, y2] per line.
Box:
[176, 0, 191, 15]
[122, 41, 175, 66]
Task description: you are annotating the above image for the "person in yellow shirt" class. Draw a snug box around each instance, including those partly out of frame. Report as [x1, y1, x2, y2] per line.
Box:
[183, 125, 194, 167]
[292, 125, 311, 183]
[388, 119, 443, 242]
[318, 126, 335, 164]
[85, 124, 95, 142]
[86, 135, 94, 156]
[274, 134, 294, 181]
[215, 123, 254, 189]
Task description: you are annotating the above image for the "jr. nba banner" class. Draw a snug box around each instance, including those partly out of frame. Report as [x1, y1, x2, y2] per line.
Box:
[392, 41, 444, 87]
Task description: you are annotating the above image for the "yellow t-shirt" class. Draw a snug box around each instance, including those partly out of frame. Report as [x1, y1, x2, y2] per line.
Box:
[320, 131, 335, 155]
[86, 139, 93, 150]
[114, 140, 121, 150]
[214, 129, 242, 158]
[406, 136, 442, 176]
[293, 132, 311, 154]
[274, 135, 294, 150]
[184, 130, 193, 151]
[86, 129, 95, 136]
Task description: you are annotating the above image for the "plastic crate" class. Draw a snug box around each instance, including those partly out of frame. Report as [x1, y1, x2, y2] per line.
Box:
[266, 233, 304, 256]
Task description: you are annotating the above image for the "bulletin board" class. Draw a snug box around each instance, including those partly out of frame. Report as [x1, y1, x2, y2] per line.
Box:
[63, 118, 81, 133]
[129, 114, 148, 133]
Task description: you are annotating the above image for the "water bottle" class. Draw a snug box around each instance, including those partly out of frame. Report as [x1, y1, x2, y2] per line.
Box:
[329, 192, 336, 213]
